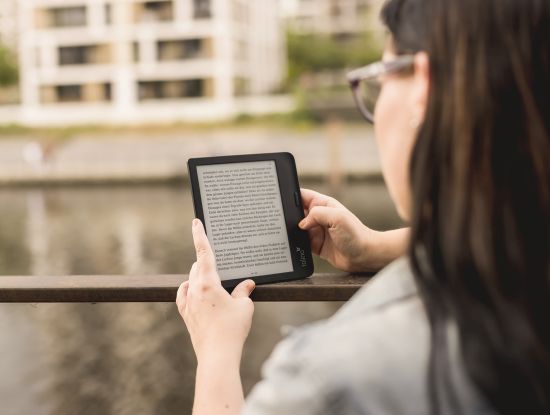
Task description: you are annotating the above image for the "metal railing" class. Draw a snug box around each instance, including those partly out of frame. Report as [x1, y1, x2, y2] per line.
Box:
[0, 273, 374, 303]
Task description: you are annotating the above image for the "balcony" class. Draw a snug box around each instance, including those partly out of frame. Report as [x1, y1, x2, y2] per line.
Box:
[59, 45, 112, 66]
[40, 83, 112, 104]
[134, 1, 174, 23]
[138, 79, 212, 101]
[36, 6, 87, 29]
[157, 38, 212, 61]
[193, 0, 211, 19]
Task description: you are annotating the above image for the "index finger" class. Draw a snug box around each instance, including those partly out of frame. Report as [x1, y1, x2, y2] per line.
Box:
[192, 219, 217, 275]
[300, 188, 343, 211]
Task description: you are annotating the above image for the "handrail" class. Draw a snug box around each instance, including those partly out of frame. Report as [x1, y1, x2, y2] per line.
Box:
[0, 273, 374, 303]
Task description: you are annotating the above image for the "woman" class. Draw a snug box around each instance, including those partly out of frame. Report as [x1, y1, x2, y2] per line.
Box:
[176, 0, 550, 413]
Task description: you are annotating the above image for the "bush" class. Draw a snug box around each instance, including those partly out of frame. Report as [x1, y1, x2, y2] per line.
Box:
[286, 31, 382, 85]
[0, 44, 18, 87]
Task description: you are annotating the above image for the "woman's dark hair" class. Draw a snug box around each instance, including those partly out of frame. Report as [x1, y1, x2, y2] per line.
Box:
[381, 0, 550, 413]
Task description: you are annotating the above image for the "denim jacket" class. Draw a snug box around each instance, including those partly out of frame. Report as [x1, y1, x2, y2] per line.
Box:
[243, 257, 495, 415]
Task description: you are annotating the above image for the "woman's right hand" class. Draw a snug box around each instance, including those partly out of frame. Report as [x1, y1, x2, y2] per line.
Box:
[299, 188, 409, 273]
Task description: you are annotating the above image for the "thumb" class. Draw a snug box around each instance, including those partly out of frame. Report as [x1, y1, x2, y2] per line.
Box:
[231, 279, 256, 299]
[299, 205, 335, 230]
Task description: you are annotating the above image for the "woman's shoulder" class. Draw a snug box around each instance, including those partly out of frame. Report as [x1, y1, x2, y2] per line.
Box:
[306, 257, 432, 412]
[244, 257, 432, 414]
[313, 256, 429, 362]
[314, 256, 430, 376]
[331, 255, 421, 320]
[273, 257, 424, 337]
[245, 257, 495, 414]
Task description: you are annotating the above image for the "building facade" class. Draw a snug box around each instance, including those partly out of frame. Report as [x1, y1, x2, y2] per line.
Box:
[0, 0, 19, 49]
[16, 0, 288, 125]
[281, 0, 377, 37]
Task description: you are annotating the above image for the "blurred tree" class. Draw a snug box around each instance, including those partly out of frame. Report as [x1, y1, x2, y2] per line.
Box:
[0, 43, 18, 87]
[286, 31, 382, 85]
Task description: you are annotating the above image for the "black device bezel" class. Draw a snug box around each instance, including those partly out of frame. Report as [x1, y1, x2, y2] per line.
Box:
[187, 152, 314, 289]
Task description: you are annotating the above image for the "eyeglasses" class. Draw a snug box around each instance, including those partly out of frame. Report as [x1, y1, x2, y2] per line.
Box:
[346, 55, 415, 124]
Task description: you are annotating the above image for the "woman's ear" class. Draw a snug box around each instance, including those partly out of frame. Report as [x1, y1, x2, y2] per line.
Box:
[411, 52, 430, 122]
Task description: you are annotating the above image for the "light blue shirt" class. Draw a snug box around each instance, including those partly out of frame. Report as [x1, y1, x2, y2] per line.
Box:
[243, 257, 496, 414]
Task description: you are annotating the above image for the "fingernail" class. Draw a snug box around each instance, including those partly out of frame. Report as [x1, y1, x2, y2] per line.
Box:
[298, 219, 306, 229]
[192, 218, 199, 228]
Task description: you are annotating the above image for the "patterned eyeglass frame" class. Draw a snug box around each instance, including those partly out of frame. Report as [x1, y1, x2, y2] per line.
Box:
[346, 55, 415, 124]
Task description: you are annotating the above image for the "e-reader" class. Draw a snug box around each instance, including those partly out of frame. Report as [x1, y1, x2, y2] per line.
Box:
[187, 152, 314, 288]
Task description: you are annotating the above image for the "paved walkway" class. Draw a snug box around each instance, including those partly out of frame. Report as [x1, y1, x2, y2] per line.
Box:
[0, 125, 381, 184]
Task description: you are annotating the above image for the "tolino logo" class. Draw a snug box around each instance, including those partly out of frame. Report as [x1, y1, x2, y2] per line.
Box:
[295, 247, 307, 268]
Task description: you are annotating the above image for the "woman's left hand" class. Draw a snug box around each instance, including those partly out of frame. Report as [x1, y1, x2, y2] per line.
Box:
[176, 219, 256, 363]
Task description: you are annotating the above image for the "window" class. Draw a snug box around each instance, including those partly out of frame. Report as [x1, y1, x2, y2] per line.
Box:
[43, 83, 111, 103]
[184, 79, 203, 97]
[138, 79, 204, 100]
[157, 39, 203, 61]
[50, 6, 87, 27]
[193, 0, 211, 19]
[59, 46, 88, 65]
[58, 45, 109, 65]
[138, 1, 173, 22]
[105, 3, 112, 25]
[103, 83, 112, 101]
[56, 85, 82, 102]
[133, 42, 140, 62]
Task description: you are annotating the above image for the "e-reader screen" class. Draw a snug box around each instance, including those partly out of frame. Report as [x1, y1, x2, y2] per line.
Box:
[196, 160, 293, 280]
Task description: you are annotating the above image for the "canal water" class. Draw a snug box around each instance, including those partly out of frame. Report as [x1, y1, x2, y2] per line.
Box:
[0, 180, 402, 415]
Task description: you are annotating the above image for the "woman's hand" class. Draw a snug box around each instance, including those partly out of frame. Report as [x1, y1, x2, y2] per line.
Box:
[299, 188, 409, 272]
[176, 219, 256, 363]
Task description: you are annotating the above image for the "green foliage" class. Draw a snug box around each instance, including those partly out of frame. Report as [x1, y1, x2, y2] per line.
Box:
[0, 44, 18, 87]
[233, 107, 318, 129]
[286, 31, 382, 85]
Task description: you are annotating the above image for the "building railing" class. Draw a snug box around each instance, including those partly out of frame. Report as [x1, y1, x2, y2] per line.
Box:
[0, 273, 374, 303]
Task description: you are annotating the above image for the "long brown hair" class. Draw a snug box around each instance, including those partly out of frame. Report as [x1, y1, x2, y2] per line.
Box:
[381, 0, 550, 413]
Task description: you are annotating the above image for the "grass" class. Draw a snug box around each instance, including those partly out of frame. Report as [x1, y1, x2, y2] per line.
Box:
[0, 108, 329, 142]
[0, 82, 367, 142]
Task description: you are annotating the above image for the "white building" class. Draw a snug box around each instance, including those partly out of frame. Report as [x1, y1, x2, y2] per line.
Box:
[0, 0, 19, 49]
[15, 0, 289, 125]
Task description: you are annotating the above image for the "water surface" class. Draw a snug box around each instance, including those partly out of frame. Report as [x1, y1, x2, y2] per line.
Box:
[0, 181, 402, 415]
